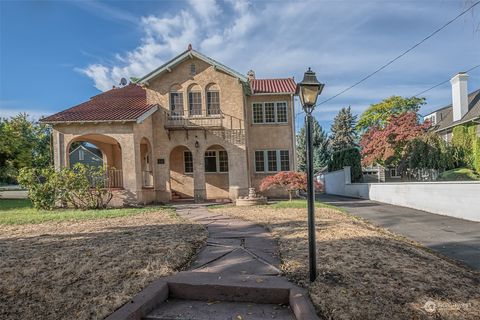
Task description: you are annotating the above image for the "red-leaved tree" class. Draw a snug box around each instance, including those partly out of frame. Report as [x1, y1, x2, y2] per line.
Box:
[360, 112, 430, 166]
[259, 171, 323, 201]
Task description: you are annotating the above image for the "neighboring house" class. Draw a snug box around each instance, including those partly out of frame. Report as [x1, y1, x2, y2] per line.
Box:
[41, 46, 297, 205]
[423, 72, 480, 141]
[69, 145, 103, 168]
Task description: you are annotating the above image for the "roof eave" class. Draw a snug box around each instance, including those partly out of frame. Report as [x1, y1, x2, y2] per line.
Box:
[433, 116, 480, 132]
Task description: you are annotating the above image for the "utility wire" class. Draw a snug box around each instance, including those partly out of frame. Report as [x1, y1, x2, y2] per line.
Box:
[316, 1, 480, 106]
[414, 64, 480, 97]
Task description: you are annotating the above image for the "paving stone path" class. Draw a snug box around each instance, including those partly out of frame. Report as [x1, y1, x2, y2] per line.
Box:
[143, 203, 318, 320]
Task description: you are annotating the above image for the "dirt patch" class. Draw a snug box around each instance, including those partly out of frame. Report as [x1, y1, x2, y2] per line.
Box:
[0, 209, 207, 320]
[211, 205, 480, 319]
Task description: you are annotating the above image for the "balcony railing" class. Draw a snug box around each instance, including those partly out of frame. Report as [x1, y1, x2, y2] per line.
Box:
[165, 113, 224, 129]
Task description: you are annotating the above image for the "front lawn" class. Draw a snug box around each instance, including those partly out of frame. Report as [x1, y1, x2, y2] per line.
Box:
[210, 200, 480, 319]
[0, 199, 170, 225]
[0, 200, 207, 320]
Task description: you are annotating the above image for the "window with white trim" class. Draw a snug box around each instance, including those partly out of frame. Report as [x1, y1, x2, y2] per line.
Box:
[207, 91, 220, 115]
[277, 102, 287, 123]
[188, 91, 202, 116]
[253, 103, 263, 123]
[184, 151, 193, 173]
[390, 168, 401, 178]
[170, 92, 184, 116]
[205, 149, 228, 173]
[265, 103, 275, 123]
[251, 102, 288, 124]
[255, 150, 290, 173]
[79, 149, 84, 161]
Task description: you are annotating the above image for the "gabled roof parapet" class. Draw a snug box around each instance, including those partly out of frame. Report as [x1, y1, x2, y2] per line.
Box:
[138, 49, 248, 84]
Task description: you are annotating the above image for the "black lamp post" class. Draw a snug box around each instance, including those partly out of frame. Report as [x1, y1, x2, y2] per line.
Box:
[296, 68, 324, 282]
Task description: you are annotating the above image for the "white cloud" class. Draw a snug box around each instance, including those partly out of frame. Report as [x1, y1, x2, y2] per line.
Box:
[76, 0, 480, 131]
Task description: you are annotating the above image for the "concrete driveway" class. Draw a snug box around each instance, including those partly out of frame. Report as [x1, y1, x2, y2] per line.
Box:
[317, 194, 480, 271]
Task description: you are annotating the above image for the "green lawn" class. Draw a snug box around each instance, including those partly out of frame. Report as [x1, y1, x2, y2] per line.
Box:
[0, 199, 172, 225]
[438, 168, 480, 181]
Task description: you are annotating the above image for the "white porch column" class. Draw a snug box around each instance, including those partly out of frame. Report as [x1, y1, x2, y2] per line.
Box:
[53, 130, 66, 170]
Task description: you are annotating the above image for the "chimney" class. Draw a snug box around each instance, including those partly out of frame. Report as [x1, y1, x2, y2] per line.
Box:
[247, 70, 255, 81]
[450, 72, 469, 122]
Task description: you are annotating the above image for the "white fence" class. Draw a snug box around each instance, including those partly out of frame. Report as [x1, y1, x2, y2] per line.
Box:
[324, 166, 480, 222]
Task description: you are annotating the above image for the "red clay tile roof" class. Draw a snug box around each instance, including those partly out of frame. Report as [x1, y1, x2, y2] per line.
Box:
[41, 84, 157, 123]
[250, 78, 296, 94]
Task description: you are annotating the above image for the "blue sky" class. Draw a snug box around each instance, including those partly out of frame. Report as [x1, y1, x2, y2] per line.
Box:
[1, 0, 479, 132]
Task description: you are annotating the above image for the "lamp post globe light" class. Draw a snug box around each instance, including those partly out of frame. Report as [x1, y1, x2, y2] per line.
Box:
[296, 68, 324, 282]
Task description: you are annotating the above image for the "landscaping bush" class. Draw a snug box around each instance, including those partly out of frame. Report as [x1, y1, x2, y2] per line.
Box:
[259, 171, 322, 200]
[18, 164, 113, 210]
[17, 167, 57, 210]
[328, 147, 362, 182]
[438, 168, 480, 181]
[407, 133, 455, 171]
[451, 124, 480, 172]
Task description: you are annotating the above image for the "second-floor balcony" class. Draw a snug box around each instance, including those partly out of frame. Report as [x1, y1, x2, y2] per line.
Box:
[165, 113, 224, 130]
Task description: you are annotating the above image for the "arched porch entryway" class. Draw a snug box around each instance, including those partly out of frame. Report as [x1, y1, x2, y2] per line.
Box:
[140, 137, 153, 188]
[169, 145, 194, 200]
[67, 134, 123, 188]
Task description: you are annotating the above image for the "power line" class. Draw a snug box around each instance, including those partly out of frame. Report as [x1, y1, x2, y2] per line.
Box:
[414, 64, 480, 97]
[317, 1, 480, 106]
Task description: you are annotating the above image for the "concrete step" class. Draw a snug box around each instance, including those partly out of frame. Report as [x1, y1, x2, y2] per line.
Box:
[144, 298, 295, 320]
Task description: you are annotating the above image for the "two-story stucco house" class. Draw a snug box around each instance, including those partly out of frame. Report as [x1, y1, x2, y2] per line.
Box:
[41, 47, 297, 205]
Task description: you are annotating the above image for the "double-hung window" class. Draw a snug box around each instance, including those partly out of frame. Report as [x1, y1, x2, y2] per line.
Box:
[207, 91, 220, 115]
[252, 102, 288, 124]
[255, 150, 290, 173]
[188, 91, 202, 116]
[170, 92, 184, 116]
[205, 150, 228, 173]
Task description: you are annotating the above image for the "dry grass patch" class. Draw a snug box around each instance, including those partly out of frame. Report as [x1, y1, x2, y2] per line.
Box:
[210, 203, 480, 320]
[0, 208, 207, 320]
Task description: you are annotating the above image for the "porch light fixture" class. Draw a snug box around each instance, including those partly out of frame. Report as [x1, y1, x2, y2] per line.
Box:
[296, 67, 324, 283]
[195, 141, 200, 149]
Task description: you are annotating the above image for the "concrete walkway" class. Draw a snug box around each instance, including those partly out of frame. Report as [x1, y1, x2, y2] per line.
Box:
[108, 203, 318, 320]
[317, 194, 480, 271]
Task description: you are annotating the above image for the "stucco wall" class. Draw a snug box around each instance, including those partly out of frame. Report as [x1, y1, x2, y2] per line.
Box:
[246, 94, 296, 198]
[325, 167, 480, 222]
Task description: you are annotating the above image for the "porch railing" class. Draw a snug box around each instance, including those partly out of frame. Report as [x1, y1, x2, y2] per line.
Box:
[107, 169, 123, 188]
[142, 170, 154, 187]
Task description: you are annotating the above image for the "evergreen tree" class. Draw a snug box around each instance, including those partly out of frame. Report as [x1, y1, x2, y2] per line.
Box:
[296, 117, 330, 173]
[330, 106, 357, 152]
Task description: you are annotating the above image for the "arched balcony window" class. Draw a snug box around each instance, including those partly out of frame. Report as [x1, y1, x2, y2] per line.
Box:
[206, 83, 220, 116]
[169, 84, 184, 116]
[188, 84, 202, 116]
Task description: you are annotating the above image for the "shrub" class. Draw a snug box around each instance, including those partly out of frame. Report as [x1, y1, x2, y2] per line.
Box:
[18, 164, 113, 210]
[407, 133, 455, 171]
[18, 167, 57, 210]
[328, 147, 363, 182]
[259, 171, 322, 201]
[451, 124, 480, 172]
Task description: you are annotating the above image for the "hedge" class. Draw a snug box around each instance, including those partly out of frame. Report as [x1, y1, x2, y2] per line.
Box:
[328, 147, 363, 182]
[452, 124, 480, 173]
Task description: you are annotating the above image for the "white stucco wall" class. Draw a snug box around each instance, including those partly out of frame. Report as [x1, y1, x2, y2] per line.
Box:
[325, 167, 480, 222]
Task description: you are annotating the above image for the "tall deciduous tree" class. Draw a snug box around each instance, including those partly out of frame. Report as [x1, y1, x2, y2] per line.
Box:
[360, 112, 430, 167]
[296, 117, 330, 173]
[356, 96, 425, 133]
[0, 113, 52, 184]
[330, 106, 357, 152]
